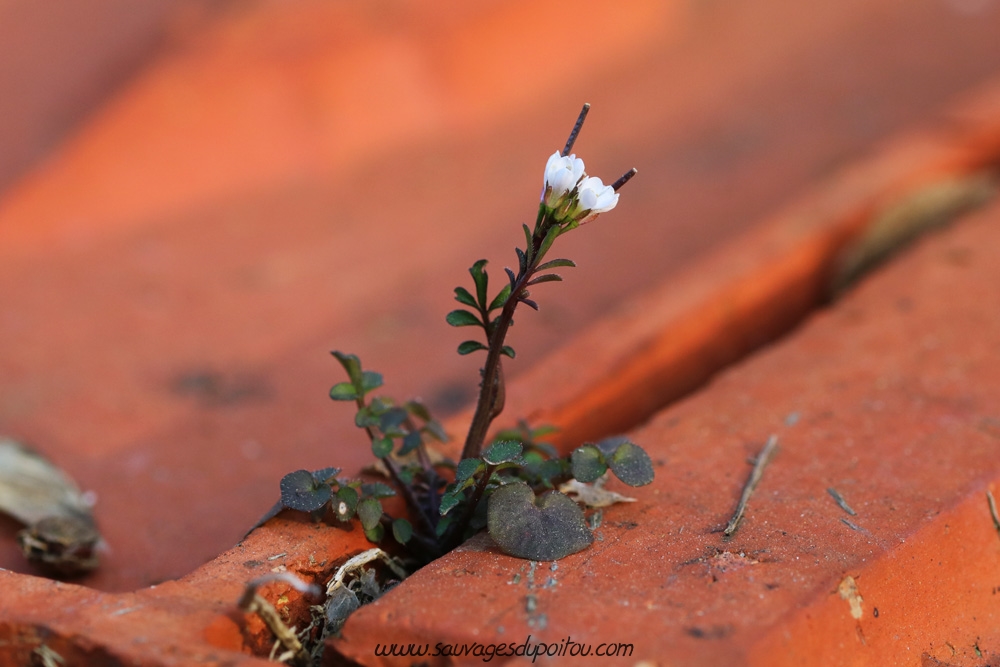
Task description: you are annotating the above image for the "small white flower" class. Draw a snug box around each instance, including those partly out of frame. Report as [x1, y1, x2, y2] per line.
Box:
[573, 176, 618, 222]
[541, 151, 585, 209]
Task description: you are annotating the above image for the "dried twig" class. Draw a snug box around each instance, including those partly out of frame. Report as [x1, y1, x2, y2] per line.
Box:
[238, 573, 320, 666]
[827, 487, 857, 516]
[724, 435, 779, 537]
[987, 490, 1000, 538]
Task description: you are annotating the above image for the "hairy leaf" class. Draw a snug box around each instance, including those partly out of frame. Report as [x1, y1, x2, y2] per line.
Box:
[535, 258, 576, 272]
[483, 440, 523, 465]
[515, 247, 528, 273]
[364, 523, 384, 543]
[608, 441, 655, 486]
[392, 518, 413, 545]
[487, 482, 592, 560]
[357, 497, 383, 531]
[527, 274, 562, 286]
[571, 444, 607, 483]
[439, 490, 463, 515]
[456, 458, 485, 483]
[336, 486, 359, 511]
[311, 467, 341, 484]
[279, 470, 332, 512]
[371, 437, 393, 459]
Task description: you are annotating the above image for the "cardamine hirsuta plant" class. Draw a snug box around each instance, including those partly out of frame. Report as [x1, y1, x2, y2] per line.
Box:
[271, 105, 652, 565]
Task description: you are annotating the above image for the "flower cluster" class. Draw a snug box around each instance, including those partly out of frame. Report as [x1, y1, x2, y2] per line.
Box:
[540, 151, 619, 227]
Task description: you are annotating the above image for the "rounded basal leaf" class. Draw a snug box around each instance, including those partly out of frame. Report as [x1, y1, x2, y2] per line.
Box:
[280, 470, 332, 512]
[357, 497, 383, 531]
[487, 482, 592, 561]
[608, 441, 654, 487]
[329, 382, 358, 401]
[336, 486, 359, 511]
[364, 523, 384, 543]
[455, 458, 485, 483]
[483, 440, 523, 465]
[571, 444, 607, 483]
[392, 518, 413, 545]
[371, 437, 393, 459]
[446, 309, 482, 327]
[457, 340, 488, 355]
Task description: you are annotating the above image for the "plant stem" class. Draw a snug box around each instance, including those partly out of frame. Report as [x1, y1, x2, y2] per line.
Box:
[460, 230, 546, 461]
[381, 454, 437, 539]
[442, 462, 496, 551]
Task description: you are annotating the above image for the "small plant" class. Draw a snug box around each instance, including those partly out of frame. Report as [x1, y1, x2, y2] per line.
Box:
[270, 105, 651, 565]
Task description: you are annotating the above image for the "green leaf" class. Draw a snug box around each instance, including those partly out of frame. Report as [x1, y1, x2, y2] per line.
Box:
[405, 400, 431, 422]
[364, 523, 384, 543]
[439, 490, 463, 515]
[361, 482, 397, 499]
[371, 437, 393, 458]
[487, 482, 592, 560]
[470, 259, 489, 308]
[571, 444, 607, 483]
[535, 225, 562, 265]
[446, 309, 482, 327]
[488, 284, 512, 312]
[483, 440, 523, 465]
[608, 441, 655, 486]
[354, 407, 378, 428]
[435, 514, 453, 537]
[423, 420, 448, 442]
[515, 247, 528, 273]
[280, 470, 332, 512]
[357, 497, 383, 531]
[501, 345, 516, 359]
[535, 258, 576, 272]
[454, 286, 477, 308]
[360, 371, 383, 394]
[399, 430, 422, 455]
[392, 518, 413, 544]
[378, 407, 408, 434]
[336, 486, 359, 511]
[329, 382, 358, 401]
[522, 224, 533, 262]
[457, 340, 488, 355]
[311, 467, 341, 484]
[527, 274, 562, 286]
[455, 458, 485, 482]
[330, 351, 363, 387]
[535, 458, 567, 487]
